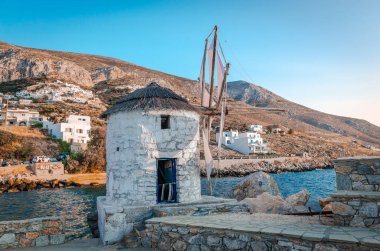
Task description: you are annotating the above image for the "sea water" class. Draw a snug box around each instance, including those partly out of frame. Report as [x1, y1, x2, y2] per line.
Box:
[0, 169, 336, 221]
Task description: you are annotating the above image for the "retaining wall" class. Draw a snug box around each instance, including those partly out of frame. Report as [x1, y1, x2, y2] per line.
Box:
[331, 156, 380, 227]
[140, 221, 374, 251]
[335, 157, 380, 191]
[0, 216, 65, 249]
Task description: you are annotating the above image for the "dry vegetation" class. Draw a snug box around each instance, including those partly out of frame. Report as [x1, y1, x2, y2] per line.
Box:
[0, 126, 59, 160]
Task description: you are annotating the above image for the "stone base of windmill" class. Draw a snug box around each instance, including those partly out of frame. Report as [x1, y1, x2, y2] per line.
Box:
[97, 196, 248, 245]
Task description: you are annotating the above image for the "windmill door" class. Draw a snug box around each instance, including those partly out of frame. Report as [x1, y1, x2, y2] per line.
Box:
[156, 158, 177, 203]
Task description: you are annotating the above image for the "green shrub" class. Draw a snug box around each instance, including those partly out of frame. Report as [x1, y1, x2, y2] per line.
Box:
[55, 139, 70, 154]
[15, 145, 32, 159]
[31, 122, 43, 128]
[69, 151, 85, 162]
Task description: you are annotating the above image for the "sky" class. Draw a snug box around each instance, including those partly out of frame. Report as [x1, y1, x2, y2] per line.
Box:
[0, 0, 379, 126]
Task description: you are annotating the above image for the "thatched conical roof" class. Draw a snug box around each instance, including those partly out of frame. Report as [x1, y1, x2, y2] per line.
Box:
[102, 82, 196, 117]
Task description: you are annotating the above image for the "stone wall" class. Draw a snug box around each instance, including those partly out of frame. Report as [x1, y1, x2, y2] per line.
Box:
[0, 217, 65, 249]
[335, 157, 380, 191]
[331, 191, 380, 227]
[331, 157, 380, 227]
[32, 162, 64, 176]
[97, 196, 247, 245]
[139, 222, 372, 251]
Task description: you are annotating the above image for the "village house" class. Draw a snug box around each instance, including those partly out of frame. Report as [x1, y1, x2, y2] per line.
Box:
[0, 109, 40, 126]
[268, 125, 286, 134]
[19, 99, 33, 105]
[97, 82, 201, 244]
[216, 129, 269, 154]
[8, 100, 19, 106]
[249, 124, 263, 133]
[43, 115, 91, 146]
[15, 90, 31, 98]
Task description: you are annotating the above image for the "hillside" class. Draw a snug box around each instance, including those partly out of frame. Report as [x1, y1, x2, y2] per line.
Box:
[0, 126, 58, 159]
[227, 80, 380, 147]
[0, 41, 379, 161]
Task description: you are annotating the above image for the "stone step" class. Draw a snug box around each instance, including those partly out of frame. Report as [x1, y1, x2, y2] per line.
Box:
[153, 201, 248, 217]
[332, 191, 380, 200]
[123, 232, 140, 249]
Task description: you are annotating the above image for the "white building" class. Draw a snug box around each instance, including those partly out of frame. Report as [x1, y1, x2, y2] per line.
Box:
[19, 99, 33, 105]
[0, 109, 40, 126]
[8, 100, 19, 106]
[97, 82, 201, 244]
[16, 90, 31, 98]
[43, 115, 91, 144]
[216, 129, 268, 154]
[249, 124, 263, 133]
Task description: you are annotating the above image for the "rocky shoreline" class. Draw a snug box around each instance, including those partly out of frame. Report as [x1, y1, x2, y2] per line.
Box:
[201, 157, 334, 177]
[0, 177, 92, 193]
[0, 158, 334, 193]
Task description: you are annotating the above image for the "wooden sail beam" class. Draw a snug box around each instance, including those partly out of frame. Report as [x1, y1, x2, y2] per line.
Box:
[208, 25, 218, 108]
[200, 38, 208, 106]
[216, 63, 230, 109]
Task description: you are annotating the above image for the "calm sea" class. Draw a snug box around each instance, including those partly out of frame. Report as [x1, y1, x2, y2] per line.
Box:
[0, 169, 336, 222]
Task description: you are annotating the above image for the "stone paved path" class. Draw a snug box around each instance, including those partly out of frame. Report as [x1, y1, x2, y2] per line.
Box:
[13, 238, 156, 251]
[146, 213, 380, 247]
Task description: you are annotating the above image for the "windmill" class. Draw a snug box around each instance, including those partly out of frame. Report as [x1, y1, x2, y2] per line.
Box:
[196, 26, 286, 193]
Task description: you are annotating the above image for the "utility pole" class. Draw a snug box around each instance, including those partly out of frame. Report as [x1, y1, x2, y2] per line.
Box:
[4, 98, 8, 126]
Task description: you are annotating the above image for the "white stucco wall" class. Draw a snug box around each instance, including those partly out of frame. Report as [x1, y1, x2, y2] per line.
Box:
[105, 109, 201, 206]
[43, 118, 91, 144]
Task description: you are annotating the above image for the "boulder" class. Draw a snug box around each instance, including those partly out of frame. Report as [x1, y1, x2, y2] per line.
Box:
[290, 205, 309, 214]
[319, 197, 332, 208]
[50, 179, 60, 188]
[7, 187, 20, 193]
[8, 178, 14, 187]
[285, 189, 310, 206]
[331, 202, 356, 216]
[230, 171, 280, 201]
[322, 203, 332, 212]
[242, 192, 292, 214]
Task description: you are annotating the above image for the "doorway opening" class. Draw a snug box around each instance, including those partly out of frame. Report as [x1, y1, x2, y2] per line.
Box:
[157, 158, 177, 203]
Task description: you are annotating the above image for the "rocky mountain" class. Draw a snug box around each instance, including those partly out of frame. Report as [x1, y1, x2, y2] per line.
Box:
[0, 41, 379, 158]
[227, 80, 380, 146]
[0, 41, 198, 102]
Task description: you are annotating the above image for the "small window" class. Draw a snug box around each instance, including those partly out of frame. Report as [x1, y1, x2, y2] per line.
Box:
[76, 129, 83, 133]
[161, 115, 170, 129]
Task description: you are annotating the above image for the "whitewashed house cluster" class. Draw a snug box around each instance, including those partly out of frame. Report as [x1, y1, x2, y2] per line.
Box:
[43, 115, 91, 146]
[97, 82, 201, 244]
[14, 80, 94, 104]
[0, 109, 41, 126]
[216, 125, 269, 154]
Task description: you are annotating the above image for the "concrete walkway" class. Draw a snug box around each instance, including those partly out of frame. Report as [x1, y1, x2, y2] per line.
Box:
[146, 213, 380, 247]
[13, 238, 155, 251]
